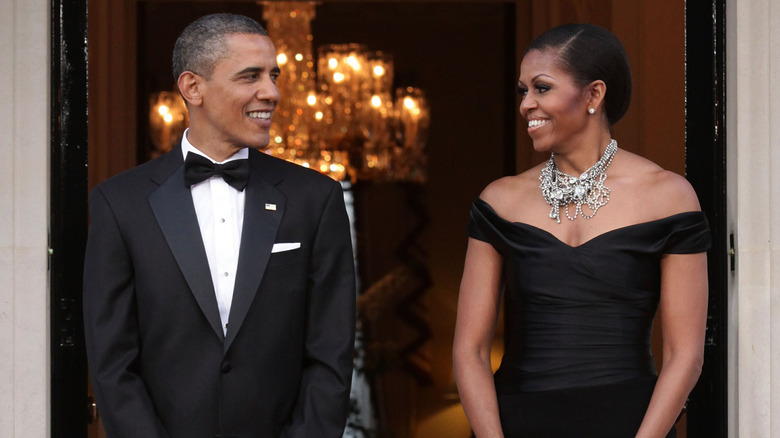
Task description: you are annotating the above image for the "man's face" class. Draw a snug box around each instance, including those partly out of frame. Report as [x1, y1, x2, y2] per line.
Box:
[196, 33, 280, 152]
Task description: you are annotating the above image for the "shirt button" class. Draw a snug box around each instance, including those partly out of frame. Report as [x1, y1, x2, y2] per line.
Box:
[220, 218, 226, 223]
[223, 272, 229, 277]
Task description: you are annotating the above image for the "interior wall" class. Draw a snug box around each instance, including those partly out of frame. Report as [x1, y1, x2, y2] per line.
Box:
[88, 0, 138, 189]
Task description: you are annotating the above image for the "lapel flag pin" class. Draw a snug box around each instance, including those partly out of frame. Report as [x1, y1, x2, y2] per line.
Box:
[265, 203, 277, 211]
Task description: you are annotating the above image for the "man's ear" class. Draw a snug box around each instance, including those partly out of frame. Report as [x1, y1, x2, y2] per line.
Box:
[587, 80, 607, 113]
[177, 71, 203, 106]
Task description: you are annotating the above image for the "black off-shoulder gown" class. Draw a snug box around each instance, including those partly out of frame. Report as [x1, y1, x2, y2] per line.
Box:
[468, 198, 711, 438]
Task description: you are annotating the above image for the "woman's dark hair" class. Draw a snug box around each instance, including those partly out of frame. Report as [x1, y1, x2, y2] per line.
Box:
[525, 23, 632, 126]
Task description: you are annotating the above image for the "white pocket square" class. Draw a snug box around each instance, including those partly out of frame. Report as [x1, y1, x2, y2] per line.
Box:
[271, 242, 301, 253]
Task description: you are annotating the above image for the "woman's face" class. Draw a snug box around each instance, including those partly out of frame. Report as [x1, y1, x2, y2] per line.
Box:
[517, 49, 592, 153]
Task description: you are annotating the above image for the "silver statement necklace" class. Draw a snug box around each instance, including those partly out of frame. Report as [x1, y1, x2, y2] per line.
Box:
[539, 139, 618, 223]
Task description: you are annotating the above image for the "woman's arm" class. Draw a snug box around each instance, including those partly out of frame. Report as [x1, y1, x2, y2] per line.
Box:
[453, 237, 505, 438]
[635, 250, 709, 438]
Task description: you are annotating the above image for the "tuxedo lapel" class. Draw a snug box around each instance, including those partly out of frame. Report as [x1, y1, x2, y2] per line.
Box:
[148, 150, 225, 341]
[224, 151, 286, 352]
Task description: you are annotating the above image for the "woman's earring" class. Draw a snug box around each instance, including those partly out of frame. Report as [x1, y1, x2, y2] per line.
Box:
[588, 108, 596, 115]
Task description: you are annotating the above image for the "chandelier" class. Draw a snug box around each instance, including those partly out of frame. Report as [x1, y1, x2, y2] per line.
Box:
[261, 1, 429, 182]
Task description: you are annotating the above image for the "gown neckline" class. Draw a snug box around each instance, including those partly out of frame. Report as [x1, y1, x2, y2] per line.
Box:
[474, 197, 705, 249]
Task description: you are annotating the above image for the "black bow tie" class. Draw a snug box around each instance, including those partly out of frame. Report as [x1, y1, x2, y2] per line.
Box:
[183, 153, 249, 191]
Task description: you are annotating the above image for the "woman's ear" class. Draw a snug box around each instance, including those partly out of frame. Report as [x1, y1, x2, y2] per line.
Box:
[587, 80, 607, 114]
[177, 71, 203, 107]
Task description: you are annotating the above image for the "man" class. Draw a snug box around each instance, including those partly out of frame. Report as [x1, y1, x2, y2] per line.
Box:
[83, 13, 356, 438]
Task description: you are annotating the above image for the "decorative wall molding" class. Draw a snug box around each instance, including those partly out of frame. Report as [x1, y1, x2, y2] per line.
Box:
[728, 0, 780, 436]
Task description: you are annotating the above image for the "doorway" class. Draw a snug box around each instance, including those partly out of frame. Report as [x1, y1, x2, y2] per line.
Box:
[51, 1, 728, 437]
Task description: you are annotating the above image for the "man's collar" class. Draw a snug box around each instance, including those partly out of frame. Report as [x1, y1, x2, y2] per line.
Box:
[180, 128, 249, 164]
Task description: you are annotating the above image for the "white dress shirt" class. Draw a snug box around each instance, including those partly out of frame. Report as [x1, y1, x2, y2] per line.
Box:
[181, 129, 248, 336]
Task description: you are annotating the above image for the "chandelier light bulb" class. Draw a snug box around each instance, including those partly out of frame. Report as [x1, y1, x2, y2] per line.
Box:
[157, 105, 169, 116]
[260, 2, 429, 183]
[347, 55, 360, 70]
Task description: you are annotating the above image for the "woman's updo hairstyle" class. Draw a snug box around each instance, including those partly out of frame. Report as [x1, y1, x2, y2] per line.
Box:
[526, 23, 632, 126]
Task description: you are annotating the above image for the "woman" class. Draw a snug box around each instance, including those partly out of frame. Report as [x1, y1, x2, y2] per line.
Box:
[452, 23, 710, 437]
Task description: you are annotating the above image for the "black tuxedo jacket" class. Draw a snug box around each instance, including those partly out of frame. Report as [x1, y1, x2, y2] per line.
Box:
[83, 146, 356, 438]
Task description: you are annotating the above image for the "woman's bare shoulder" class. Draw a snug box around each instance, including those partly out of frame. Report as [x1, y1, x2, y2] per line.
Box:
[650, 169, 702, 214]
[479, 164, 544, 210]
[615, 150, 702, 216]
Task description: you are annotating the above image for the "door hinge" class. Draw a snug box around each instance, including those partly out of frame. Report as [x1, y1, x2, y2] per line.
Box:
[704, 314, 717, 347]
[58, 298, 76, 348]
[728, 233, 735, 272]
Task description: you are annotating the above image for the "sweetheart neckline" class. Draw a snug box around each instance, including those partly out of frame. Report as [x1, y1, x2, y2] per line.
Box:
[474, 198, 705, 249]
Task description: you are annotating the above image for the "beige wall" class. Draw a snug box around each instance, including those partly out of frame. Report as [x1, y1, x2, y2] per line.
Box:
[727, 0, 780, 436]
[0, 0, 51, 436]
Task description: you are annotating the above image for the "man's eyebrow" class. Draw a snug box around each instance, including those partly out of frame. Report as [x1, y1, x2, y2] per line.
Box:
[233, 66, 281, 78]
[234, 67, 262, 77]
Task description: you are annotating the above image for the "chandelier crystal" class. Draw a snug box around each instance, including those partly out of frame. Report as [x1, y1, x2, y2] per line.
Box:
[262, 1, 429, 182]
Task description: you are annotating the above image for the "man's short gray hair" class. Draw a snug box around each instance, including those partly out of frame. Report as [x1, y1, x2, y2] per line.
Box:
[172, 13, 268, 80]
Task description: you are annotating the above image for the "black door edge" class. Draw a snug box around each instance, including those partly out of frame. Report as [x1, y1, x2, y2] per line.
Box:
[50, 0, 88, 436]
[684, 0, 728, 436]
